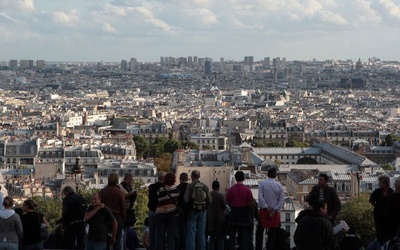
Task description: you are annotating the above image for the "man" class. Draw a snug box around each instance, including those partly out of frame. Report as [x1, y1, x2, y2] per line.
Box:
[100, 173, 126, 250]
[294, 200, 338, 250]
[257, 167, 285, 250]
[226, 171, 254, 250]
[207, 180, 226, 250]
[84, 192, 118, 250]
[61, 186, 87, 249]
[120, 173, 137, 250]
[184, 170, 211, 250]
[147, 171, 165, 250]
[176, 173, 189, 250]
[308, 173, 341, 223]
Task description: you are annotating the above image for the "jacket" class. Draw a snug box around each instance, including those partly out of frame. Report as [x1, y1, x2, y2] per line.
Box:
[0, 209, 23, 243]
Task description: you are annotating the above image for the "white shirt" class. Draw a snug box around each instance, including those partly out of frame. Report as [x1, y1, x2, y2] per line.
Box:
[258, 178, 284, 210]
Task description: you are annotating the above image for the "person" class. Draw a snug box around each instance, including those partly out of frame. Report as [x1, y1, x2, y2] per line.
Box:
[369, 175, 394, 244]
[176, 173, 189, 250]
[155, 172, 180, 250]
[0, 186, 4, 209]
[60, 186, 87, 249]
[257, 167, 285, 250]
[120, 173, 137, 250]
[43, 224, 64, 249]
[99, 173, 126, 250]
[295, 194, 319, 224]
[226, 171, 254, 250]
[307, 173, 341, 223]
[184, 170, 211, 250]
[142, 217, 150, 250]
[84, 192, 118, 250]
[21, 199, 49, 250]
[294, 200, 338, 250]
[125, 226, 140, 250]
[386, 178, 400, 240]
[0, 196, 23, 250]
[147, 172, 165, 250]
[338, 227, 363, 250]
[207, 180, 226, 250]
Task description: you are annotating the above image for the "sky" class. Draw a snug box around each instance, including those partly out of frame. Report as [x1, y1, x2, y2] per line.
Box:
[1, 0, 400, 62]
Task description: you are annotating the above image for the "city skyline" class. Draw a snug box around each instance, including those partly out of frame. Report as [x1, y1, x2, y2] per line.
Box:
[1, 0, 400, 62]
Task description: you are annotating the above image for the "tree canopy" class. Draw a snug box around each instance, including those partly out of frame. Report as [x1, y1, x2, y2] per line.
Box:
[133, 135, 150, 159]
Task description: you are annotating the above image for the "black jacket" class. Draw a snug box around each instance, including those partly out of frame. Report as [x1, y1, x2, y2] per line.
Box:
[309, 185, 341, 220]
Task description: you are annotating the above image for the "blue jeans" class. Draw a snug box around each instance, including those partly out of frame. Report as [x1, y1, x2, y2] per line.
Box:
[148, 210, 157, 250]
[85, 240, 107, 250]
[186, 210, 206, 250]
[22, 241, 43, 250]
[155, 213, 179, 250]
[0, 242, 19, 250]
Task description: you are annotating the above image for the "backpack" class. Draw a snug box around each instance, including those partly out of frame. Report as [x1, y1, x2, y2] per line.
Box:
[191, 182, 207, 211]
[388, 237, 400, 250]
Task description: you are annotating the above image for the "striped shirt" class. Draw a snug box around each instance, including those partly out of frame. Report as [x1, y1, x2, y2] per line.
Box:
[156, 186, 180, 215]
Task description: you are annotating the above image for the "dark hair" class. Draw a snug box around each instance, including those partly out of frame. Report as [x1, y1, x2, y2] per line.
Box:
[3, 196, 14, 208]
[191, 170, 200, 180]
[267, 167, 277, 178]
[124, 173, 133, 179]
[164, 173, 176, 186]
[319, 173, 329, 182]
[212, 181, 220, 190]
[23, 199, 37, 210]
[179, 173, 188, 182]
[235, 171, 245, 182]
[307, 194, 320, 206]
[312, 199, 327, 212]
[108, 173, 119, 185]
[62, 186, 75, 196]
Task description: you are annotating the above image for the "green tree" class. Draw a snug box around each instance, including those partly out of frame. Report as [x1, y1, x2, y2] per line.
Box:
[266, 141, 281, 147]
[252, 141, 266, 147]
[382, 163, 395, 171]
[164, 139, 182, 153]
[132, 178, 149, 239]
[155, 152, 172, 172]
[133, 135, 150, 159]
[31, 196, 62, 231]
[296, 157, 318, 164]
[151, 137, 167, 157]
[202, 145, 214, 150]
[337, 194, 375, 247]
[286, 140, 310, 147]
[382, 133, 400, 146]
[181, 140, 199, 150]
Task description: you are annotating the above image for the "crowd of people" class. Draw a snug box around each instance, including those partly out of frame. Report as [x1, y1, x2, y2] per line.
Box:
[1, 170, 400, 250]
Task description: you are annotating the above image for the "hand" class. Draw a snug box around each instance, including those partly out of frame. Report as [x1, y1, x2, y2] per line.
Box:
[110, 237, 116, 244]
[100, 203, 105, 208]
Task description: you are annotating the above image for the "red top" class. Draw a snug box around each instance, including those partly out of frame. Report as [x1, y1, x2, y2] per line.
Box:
[226, 183, 253, 208]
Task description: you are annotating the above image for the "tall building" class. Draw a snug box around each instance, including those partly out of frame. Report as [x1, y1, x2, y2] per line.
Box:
[9, 60, 18, 71]
[193, 56, 198, 65]
[129, 58, 137, 71]
[244, 56, 254, 66]
[204, 60, 212, 75]
[264, 57, 270, 67]
[282, 57, 286, 69]
[160, 56, 164, 65]
[188, 56, 193, 67]
[20, 60, 33, 70]
[121, 60, 127, 71]
[36, 60, 45, 69]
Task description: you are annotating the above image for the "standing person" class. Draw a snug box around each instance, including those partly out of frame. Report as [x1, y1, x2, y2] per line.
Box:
[176, 173, 189, 250]
[155, 173, 180, 250]
[142, 217, 150, 250]
[294, 200, 338, 250]
[147, 172, 165, 250]
[0, 196, 23, 250]
[226, 171, 254, 250]
[21, 199, 49, 250]
[84, 192, 118, 250]
[120, 173, 137, 249]
[308, 173, 341, 223]
[0, 186, 4, 209]
[257, 167, 285, 250]
[60, 186, 87, 249]
[386, 178, 400, 240]
[369, 175, 393, 244]
[184, 170, 211, 250]
[207, 180, 226, 250]
[100, 173, 126, 250]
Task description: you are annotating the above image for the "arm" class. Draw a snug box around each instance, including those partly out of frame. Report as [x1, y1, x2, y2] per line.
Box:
[84, 204, 104, 221]
[143, 230, 150, 249]
[120, 193, 126, 219]
[110, 219, 118, 244]
[42, 215, 50, 228]
[15, 215, 23, 242]
[274, 184, 285, 210]
[329, 188, 342, 219]
[258, 182, 267, 209]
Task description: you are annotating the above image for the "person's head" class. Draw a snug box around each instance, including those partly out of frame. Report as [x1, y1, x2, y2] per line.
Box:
[191, 170, 200, 181]
[179, 173, 188, 183]
[62, 186, 75, 196]
[267, 167, 277, 178]
[108, 172, 119, 185]
[22, 199, 37, 211]
[307, 194, 319, 207]
[164, 173, 176, 186]
[3, 196, 14, 209]
[91, 192, 102, 206]
[394, 178, 400, 193]
[312, 199, 328, 215]
[212, 181, 220, 191]
[158, 171, 166, 183]
[378, 175, 390, 189]
[318, 173, 329, 187]
[124, 173, 133, 185]
[235, 171, 245, 182]
[144, 217, 149, 227]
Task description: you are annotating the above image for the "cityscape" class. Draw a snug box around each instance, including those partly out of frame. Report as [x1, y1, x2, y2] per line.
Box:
[0, 55, 400, 248]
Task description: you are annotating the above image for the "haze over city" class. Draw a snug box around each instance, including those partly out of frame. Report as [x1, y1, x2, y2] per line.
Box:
[1, 0, 400, 62]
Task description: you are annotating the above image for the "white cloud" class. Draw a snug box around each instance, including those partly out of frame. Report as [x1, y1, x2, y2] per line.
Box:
[102, 22, 118, 33]
[0, 0, 35, 12]
[318, 11, 348, 25]
[376, 0, 400, 20]
[53, 10, 79, 26]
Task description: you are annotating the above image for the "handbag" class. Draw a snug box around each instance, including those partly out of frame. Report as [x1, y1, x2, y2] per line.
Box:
[259, 208, 281, 228]
[37, 213, 48, 240]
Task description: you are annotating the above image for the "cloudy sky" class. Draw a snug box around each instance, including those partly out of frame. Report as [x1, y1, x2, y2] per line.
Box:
[1, 0, 400, 62]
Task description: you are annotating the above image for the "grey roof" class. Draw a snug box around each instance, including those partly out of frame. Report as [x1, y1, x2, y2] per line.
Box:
[253, 147, 321, 155]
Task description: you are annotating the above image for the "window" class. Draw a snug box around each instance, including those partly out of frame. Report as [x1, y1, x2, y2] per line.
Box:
[285, 213, 290, 222]
[285, 226, 290, 233]
[336, 182, 342, 192]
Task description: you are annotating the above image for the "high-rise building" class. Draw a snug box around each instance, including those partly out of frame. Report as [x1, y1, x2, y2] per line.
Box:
[188, 56, 193, 67]
[129, 58, 137, 71]
[264, 57, 270, 67]
[204, 61, 212, 75]
[20, 60, 33, 70]
[244, 56, 254, 66]
[193, 56, 198, 65]
[36, 60, 45, 69]
[282, 57, 286, 69]
[121, 60, 127, 71]
[9, 60, 18, 71]
[160, 56, 164, 65]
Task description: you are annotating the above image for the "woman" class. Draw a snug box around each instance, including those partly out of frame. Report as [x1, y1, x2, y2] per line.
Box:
[21, 199, 49, 250]
[0, 196, 23, 250]
[155, 172, 180, 250]
[369, 175, 393, 244]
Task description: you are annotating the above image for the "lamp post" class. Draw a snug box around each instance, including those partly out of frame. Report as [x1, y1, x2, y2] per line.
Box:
[72, 157, 84, 193]
[356, 172, 362, 196]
